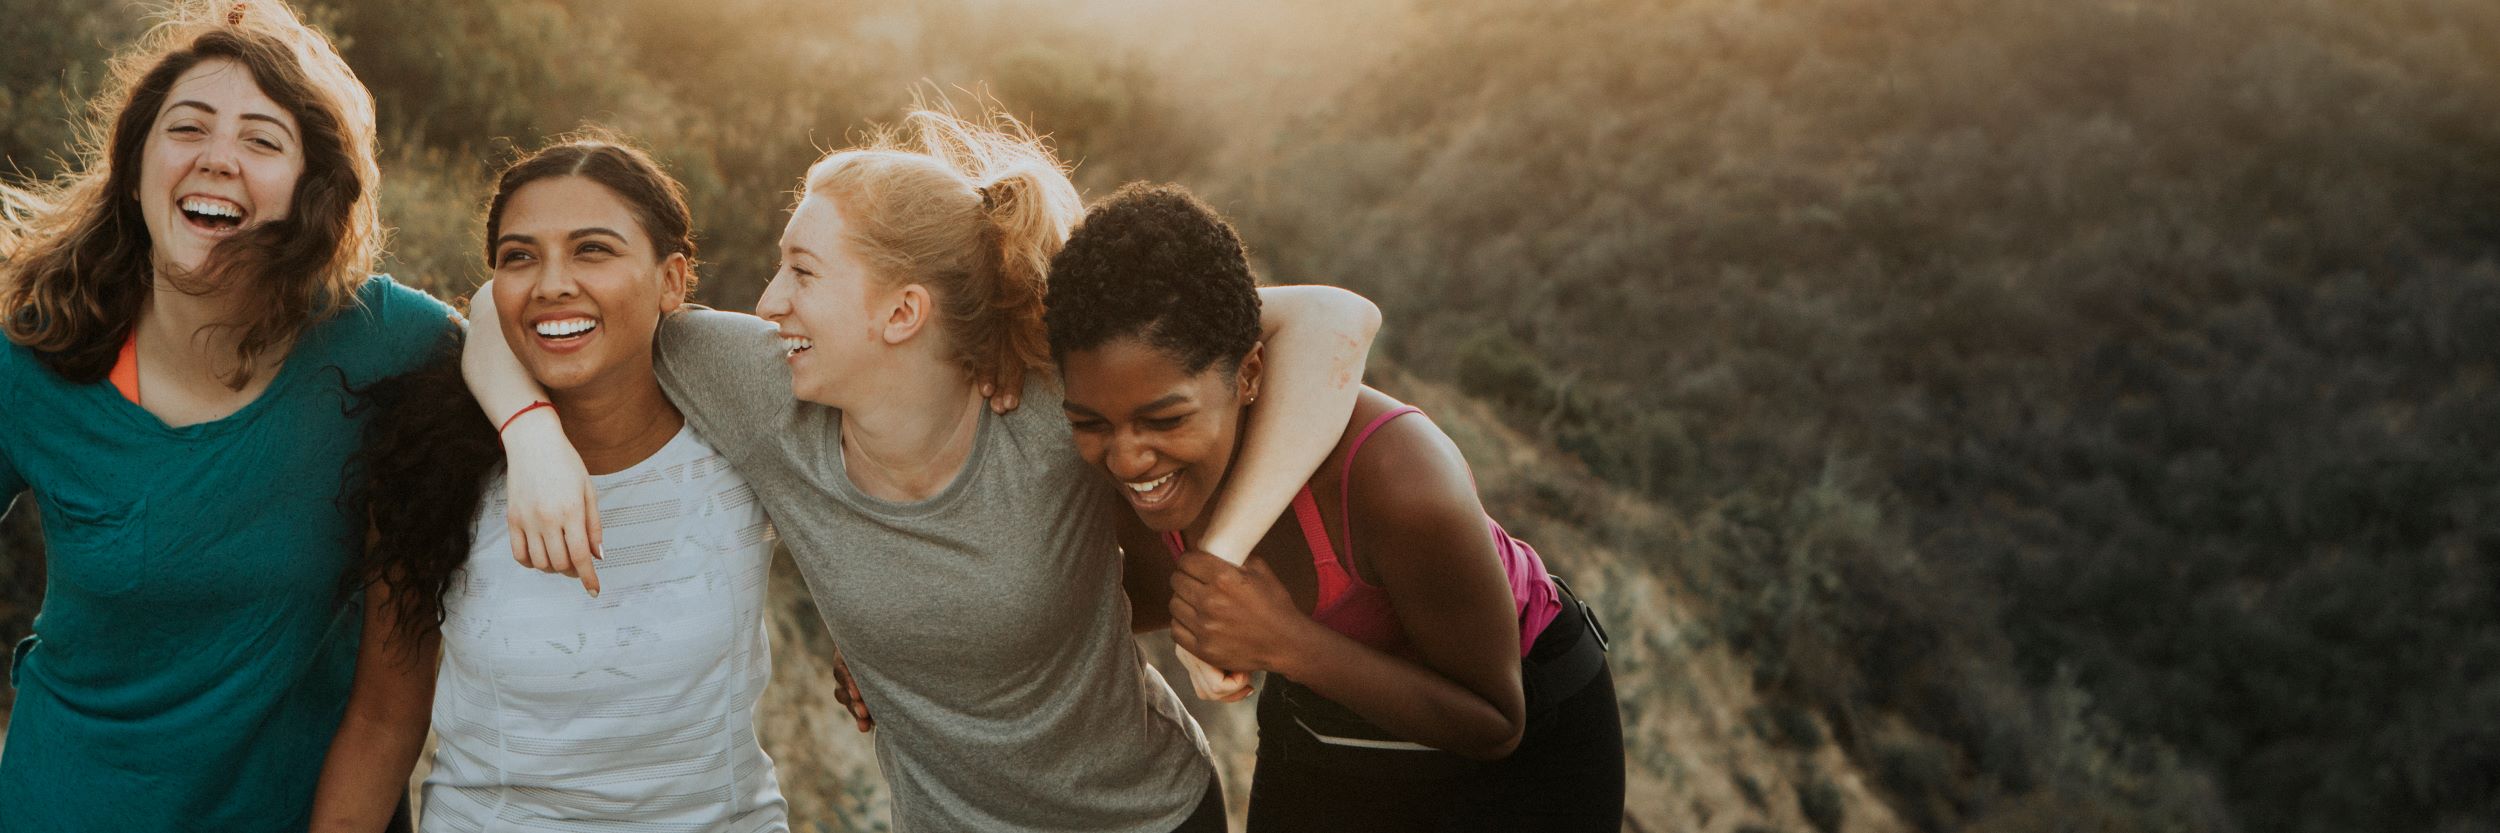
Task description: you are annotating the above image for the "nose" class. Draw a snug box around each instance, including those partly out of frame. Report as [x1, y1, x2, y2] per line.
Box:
[756, 269, 793, 321]
[1106, 429, 1159, 482]
[195, 137, 240, 178]
[532, 254, 580, 301]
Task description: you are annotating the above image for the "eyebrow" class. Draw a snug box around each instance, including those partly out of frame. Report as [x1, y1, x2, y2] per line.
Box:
[1064, 393, 1190, 419]
[164, 100, 299, 140]
[491, 228, 630, 249]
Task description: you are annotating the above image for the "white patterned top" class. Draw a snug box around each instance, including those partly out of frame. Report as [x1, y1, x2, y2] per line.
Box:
[422, 426, 787, 833]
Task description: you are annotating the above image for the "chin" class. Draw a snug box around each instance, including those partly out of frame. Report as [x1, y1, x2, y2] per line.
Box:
[787, 379, 833, 408]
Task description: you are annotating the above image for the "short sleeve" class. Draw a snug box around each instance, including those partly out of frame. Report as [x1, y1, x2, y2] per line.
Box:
[653, 306, 801, 459]
[353, 275, 461, 382]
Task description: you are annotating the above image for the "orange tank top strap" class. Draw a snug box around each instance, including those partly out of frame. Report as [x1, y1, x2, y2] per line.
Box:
[109, 327, 141, 405]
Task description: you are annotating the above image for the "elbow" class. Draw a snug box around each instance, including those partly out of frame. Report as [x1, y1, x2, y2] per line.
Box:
[1456, 720, 1527, 762]
[1331, 285, 1383, 342]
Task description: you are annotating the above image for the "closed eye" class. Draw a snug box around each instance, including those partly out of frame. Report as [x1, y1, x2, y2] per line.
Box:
[1141, 415, 1186, 431]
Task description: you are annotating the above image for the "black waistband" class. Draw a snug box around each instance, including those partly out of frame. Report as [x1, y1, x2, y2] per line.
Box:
[1524, 573, 1610, 718]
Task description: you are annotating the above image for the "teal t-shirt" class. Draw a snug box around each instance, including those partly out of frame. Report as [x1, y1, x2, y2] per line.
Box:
[0, 276, 455, 833]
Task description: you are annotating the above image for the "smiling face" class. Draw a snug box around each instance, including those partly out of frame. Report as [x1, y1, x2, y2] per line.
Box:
[756, 194, 890, 408]
[1060, 335, 1263, 532]
[489, 176, 688, 397]
[135, 58, 305, 277]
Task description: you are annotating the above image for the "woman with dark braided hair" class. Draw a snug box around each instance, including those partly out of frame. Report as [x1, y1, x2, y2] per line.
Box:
[1046, 183, 1627, 832]
[307, 137, 788, 832]
[0, 3, 458, 829]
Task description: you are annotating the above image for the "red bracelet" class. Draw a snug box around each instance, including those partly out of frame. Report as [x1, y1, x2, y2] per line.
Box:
[498, 400, 554, 434]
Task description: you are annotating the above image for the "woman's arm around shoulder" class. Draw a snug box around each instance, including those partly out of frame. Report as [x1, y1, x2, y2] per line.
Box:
[1166, 283, 1377, 698]
[1194, 283, 1379, 563]
[460, 281, 601, 594]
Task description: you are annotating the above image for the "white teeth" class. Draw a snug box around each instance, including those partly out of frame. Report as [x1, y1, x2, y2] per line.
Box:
[534, 318, 596, 337]
[782, 336, 813, 357]
[1127, 471, 1175, 493]
[180, 197, 242, 218]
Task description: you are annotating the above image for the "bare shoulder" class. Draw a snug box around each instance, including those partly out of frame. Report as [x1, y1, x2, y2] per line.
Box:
[1336, 388, 1490, 569]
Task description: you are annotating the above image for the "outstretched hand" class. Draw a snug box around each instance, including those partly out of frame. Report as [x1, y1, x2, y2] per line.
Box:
[500, 410, 602, 596]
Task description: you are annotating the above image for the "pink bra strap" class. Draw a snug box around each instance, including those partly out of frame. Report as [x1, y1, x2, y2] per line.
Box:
[1333, 406, 1422, 585]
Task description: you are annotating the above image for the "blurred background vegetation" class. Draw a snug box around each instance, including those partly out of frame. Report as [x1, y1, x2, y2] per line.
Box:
[5, 0, 2499, 830]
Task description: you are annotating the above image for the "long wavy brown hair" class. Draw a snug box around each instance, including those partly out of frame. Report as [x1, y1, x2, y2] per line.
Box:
[0, 0, 382, 389]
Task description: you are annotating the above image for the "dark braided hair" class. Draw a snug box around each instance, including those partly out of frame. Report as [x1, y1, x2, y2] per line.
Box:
[1044, 182, 1261, 375]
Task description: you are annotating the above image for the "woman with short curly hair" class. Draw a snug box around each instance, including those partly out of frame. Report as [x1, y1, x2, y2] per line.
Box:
[1047, 182, 1626, 832]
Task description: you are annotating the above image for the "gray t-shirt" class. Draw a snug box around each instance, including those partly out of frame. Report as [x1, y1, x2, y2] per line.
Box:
[653, 308, 1211, 833]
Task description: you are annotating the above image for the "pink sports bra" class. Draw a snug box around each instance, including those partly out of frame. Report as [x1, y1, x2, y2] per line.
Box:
[1164, 406, 1563, 657]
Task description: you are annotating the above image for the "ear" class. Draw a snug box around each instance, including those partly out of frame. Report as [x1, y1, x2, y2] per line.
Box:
[1236, 341, 1265, 405]
[657, 253, 692, 314]
[879, 282, 933, 346]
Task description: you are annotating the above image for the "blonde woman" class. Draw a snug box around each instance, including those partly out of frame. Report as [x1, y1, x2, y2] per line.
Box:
[0, 2, 455, 830]
[468, 110, 1378, 831]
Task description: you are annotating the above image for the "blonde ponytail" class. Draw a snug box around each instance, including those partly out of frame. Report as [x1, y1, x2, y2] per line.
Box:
[801, 107, 1079, 387]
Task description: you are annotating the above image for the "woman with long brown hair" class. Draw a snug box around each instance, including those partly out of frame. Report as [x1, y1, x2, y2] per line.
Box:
[0, 2, 456, 829]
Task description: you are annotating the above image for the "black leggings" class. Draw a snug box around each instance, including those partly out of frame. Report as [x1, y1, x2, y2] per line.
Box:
[1242, 600, 1626, 832]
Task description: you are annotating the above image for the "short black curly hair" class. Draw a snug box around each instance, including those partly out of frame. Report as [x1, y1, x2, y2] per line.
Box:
[1045, 182, 1261, 375]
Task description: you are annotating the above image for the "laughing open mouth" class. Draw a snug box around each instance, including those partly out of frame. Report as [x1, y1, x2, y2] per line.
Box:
[1125, 470, 1180, 509]
[535, 318, 598, 340]
[179, 196, 247, 231]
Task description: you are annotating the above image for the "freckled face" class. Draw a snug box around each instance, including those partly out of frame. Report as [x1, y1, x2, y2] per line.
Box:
[489, 176, 687, 396]
[136, 58, 305, 276]
[1061, 336, 1260, 532]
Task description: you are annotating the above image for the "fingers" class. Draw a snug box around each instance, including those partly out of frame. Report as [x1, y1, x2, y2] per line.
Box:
[525, 528, 553, 573]
[981, 381, 1021, 414]
[1172, 548, 1227, 581]
[832, 654, 873, 732]
[510, 518, 531, 568]
[1176, 647, 1250, 701]
[1168, 595, 1202, 632]
[563, 508, 600, 596]
[585, 486, 605, 562]
[1217, 671, 1256, 702]
[575, 548, 601, 598]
